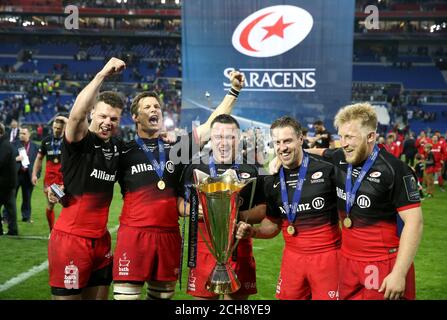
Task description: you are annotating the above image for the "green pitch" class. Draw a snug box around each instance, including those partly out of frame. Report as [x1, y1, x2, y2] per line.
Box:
[0, 169, 446, 299]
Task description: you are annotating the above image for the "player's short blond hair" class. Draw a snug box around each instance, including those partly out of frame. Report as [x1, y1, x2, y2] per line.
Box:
[334, 102, 378, 134]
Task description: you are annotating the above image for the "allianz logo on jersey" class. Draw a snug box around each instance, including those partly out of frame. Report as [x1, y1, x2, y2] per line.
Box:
[279, 197, 325, 214]
[336, 187, 371, 208]
[90, 169, 116, 182]
[131, 160, 175, 175]
[225, 5, 315, 92]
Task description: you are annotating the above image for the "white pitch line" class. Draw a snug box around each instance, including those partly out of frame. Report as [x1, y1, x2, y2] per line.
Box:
[0, 260, 49, 293]
[4, 235, 49, 240]
[0, 225, 120, 293]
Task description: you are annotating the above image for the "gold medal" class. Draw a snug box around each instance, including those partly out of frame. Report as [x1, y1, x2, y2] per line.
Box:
[53, 158, 59, 164]
[287, 225, 295, 235]
[157, 180, 165, 190]
[343, 217, 352, 229]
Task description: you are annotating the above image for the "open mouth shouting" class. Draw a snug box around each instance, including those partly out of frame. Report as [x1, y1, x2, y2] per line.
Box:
[99, 125, 112, 137]
[149, 115, 159, 126]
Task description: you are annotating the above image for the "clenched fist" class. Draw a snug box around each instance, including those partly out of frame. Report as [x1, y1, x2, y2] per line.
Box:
[230, 70, 245, 91]
[98, 57, 126, 78]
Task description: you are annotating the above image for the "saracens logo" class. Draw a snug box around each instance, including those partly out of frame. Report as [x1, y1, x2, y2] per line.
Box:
[369, 171, 381, 178]
[311, 171, 323, 180]
[232, 5, 313, 58]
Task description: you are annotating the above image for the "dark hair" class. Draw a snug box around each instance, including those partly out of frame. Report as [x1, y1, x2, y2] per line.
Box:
[96, 91, 125, 110]
[313, 120, 324, 126]
[130, 91, 163, 117]
[210, 114, 240, 129]
[270, 116, 303, 137]
[19, 125, 32, 133]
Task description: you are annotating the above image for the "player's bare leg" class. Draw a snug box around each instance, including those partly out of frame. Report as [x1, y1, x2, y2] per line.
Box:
[52, 293, 82, 300]
[81, 285, 109, 300]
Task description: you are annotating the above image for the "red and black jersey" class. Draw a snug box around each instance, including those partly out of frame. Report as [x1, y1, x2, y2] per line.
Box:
[180, 159, 264, 256]
[54, 131, 121, 238]
[261, 154, 341, 254]
[39, 134, 63, 163]
[39, 134, 63, 181]
[322, 147, 421, 261]
[118, 133, 196, 229]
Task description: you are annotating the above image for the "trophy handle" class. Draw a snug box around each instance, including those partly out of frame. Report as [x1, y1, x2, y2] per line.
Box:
[230, 177, 257, 257]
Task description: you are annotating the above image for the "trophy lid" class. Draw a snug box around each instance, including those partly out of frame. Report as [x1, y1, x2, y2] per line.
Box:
[193, 169, 249, 193]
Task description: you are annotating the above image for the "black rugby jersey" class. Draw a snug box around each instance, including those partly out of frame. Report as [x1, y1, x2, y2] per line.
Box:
[39, 135, 63, 163]
[180, 158, 264, 256]
[323, 147, 421, 260]
[54, 131, 121, 238]
[118, 132, 197, 228]
[261, 154, 340, 253]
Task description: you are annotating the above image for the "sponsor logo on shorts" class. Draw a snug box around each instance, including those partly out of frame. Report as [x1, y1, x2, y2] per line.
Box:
[188, 272, 197, 292]
[118, 253, 130, 276]
[105, 251, 112, 259]
[276, 277, 282, 294]
[328, 290, 337, 299]
[64, 261, 79, 290]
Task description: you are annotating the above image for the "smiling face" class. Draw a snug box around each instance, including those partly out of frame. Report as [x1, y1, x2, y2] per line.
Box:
[89, 102, 122, 142]
[211, 122, 239, 164]
[271, 126, 303, 169]
[338, 120, 376, 165]
[133, 96, 163, 138]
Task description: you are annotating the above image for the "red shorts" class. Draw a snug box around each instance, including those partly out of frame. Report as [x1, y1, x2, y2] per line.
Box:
[113, 224, 181, 282]
[276, 248, 340, 300]
[44, 169, 63, 189]
[338, 254, 416, 300]
[48, 229, 112, 289]
[187, 252, 257, 298]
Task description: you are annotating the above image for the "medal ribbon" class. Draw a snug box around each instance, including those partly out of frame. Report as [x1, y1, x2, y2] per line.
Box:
[135, 136, 165, 181]
[345, 145, 380, 216]
[279, 152, 309, 226]
[208, 153, 240, 178]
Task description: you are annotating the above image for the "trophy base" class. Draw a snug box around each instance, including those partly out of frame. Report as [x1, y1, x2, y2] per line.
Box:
[206, 262, 241, 295]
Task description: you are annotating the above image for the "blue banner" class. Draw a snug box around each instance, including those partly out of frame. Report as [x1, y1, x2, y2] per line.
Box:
[181, 0, 354, 131]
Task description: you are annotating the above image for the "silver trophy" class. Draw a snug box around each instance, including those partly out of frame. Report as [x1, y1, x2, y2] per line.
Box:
[193, 169, 256, 294]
